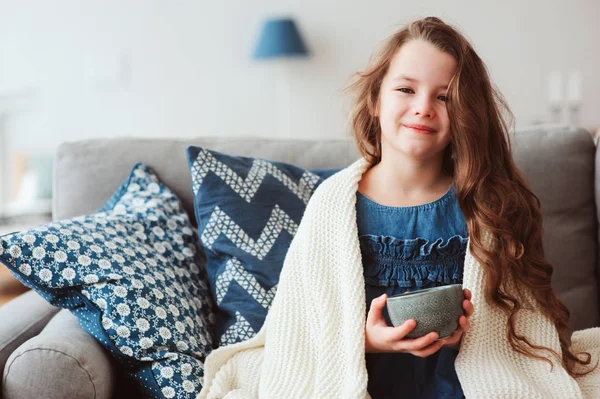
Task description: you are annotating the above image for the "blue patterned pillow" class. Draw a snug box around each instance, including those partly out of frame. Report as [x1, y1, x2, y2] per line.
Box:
[0, 164, 214, 399]
[185, 146, 338, 347]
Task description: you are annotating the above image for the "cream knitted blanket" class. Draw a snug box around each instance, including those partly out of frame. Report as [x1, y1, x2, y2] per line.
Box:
[199, 158, 600, 398]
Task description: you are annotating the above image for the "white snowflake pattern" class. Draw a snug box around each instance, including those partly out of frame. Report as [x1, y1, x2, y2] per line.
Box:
[19, 263, 32, 276]
[181, 363, 192, 376]
[84, 274, 99, 284]
[54, 250, 68, 262]
[116, 303, 131, 316]
[67, 241, 80, 250]
[116, 326, 131, 338]
[136, 318, 151, 332]
[161, 387, 175, 398]
[23, 234, 36, 244]
[160, 367, 174, 379]
[120, 346, 133, 356]
[38, 268, 52, 282]
[102, 317, 113, 329]
[77, 255, 91, 266]
[113, 286, 128, 298]
[97, 298, 107, 310]
[45, 234, 59, 243]
[131, 278, 144, 289]
[137, 297, 150, 309]
[32, 247, 46, 259]
[62, 268, 76, 280]
[90, 245, 103, 254]
[155, 307, 167, 319]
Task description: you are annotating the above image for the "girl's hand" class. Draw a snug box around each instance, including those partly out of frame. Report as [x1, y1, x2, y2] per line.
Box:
[438, 288, 474, 350]
[364, 288, 474, 356]
[365, 294, 444, 357]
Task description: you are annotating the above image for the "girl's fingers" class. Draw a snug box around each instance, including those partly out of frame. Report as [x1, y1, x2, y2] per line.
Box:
[411, 339, 445, 357]
[463, 299, 474, 316]
[463, 288, 472, 300]
[459, 315, 470, 332]
[439, 325, 466, 348]
[389, 319, 417, 340]
[394, 331, 439, 352]
[366, 294, 387, 326]
[444, 327, 461, 342]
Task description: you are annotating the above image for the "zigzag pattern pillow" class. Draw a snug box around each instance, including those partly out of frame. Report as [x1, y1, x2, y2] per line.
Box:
[186, 146, 338, 347]
[0, 164, 214, 399]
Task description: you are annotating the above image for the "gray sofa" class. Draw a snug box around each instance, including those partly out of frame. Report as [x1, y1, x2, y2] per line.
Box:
[1, 126, 599, 398]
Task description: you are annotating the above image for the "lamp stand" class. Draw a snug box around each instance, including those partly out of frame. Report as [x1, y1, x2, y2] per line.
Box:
[276, 60, 291, 137]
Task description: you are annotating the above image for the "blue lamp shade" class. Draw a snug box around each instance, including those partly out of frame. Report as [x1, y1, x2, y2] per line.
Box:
[253, 18, 309, 59]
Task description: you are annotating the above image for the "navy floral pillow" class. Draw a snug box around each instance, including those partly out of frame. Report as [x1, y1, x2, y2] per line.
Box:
[186, 146, 338, 347]
[0, 164, 214, 399]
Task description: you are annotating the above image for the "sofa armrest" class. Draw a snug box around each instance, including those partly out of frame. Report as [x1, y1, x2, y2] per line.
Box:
[0, 290, 60, 380]
[2, 309, 114, 399]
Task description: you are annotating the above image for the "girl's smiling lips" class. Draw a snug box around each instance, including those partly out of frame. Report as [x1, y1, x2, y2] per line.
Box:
[404, 124, 436, 133]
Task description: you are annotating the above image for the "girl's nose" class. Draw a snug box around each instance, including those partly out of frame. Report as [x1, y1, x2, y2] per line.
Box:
[412, 95, 435, 118]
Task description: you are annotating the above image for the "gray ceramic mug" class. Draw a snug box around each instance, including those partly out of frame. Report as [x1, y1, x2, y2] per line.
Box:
[386, 284, 464, 339]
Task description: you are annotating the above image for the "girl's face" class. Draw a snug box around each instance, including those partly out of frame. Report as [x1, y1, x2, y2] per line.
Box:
[377, 39, 457, 164]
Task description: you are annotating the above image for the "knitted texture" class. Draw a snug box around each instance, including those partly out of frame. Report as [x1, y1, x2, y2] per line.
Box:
[199, 158, 600, 398]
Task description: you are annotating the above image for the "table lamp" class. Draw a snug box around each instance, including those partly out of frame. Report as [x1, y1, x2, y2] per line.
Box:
[253, 18, 309, 136]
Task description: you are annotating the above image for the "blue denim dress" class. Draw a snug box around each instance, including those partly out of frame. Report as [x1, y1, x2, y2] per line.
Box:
[356, 185, 468, 399]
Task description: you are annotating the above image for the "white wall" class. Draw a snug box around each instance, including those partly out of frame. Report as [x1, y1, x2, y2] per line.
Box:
[0, 0, 598, 154]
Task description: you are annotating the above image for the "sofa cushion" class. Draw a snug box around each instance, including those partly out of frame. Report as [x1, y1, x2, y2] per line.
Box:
[512, 126, 599, 331]
[53, 138, 359, 223]
[0, 164, 214, 399]
[186, 146, 338, 346]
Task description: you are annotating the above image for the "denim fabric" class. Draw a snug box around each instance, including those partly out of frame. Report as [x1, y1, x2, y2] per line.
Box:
[356, 185, 467, 399]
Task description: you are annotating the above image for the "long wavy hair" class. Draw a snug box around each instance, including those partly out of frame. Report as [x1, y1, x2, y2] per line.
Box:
[347, 16, 595, 376]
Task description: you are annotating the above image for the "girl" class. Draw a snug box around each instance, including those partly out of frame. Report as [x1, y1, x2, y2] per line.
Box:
[200, 17, 598, 398]
[356, 22, 472, 397]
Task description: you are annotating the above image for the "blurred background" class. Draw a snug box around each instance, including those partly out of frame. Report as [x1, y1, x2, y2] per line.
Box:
[0, 0, 598, 228]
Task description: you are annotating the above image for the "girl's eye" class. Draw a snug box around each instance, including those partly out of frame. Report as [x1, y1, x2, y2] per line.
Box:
[397, 88, 448, 102]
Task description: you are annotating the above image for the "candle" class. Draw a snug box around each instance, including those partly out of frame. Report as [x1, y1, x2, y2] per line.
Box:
[566, 70, 582, 107]
[547, 70, 563, 109]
